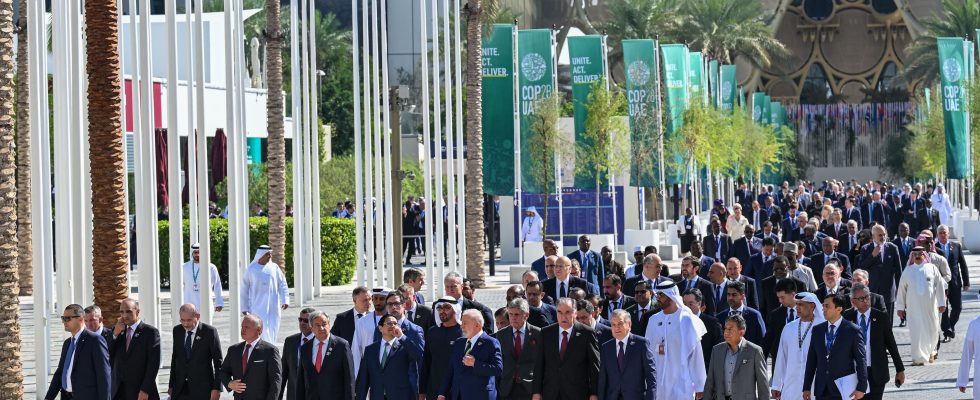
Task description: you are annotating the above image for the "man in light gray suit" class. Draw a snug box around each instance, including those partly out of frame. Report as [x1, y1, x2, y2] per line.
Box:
[704, 314, 769, 400]
[492, 298, 541, 400]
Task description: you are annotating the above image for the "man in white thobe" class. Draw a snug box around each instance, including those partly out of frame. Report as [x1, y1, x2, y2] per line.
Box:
[240, 245, 289, 343]
[350, 287, 390, 372]
[181, 243, 224, 312]
[932, 184, 954, 226]
[771, 292, 825, 400]
[520, 206, 544, 243]
[896, 246, 947, 365]
[957, 314, 980, 399]
[645, 280, 707, 400]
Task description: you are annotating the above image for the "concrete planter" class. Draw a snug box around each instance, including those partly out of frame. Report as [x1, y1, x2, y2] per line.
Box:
[625, 229, 662, 252]
[962, 220, 980, 253]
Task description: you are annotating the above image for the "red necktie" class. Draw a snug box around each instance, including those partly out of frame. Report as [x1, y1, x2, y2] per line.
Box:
[242, 343, 251, 375]
[559, 331, 569, 361]
[315, 341, 324, 373]
[514, 330, 522, 359]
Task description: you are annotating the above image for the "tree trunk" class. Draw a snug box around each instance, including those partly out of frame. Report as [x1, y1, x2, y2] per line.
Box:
[266, 0, 286, 268]
[88, 0, 128, 326]
[464, 0, 486, 286]
[0, 0, 23, 393]
[14, 0, 30, 295]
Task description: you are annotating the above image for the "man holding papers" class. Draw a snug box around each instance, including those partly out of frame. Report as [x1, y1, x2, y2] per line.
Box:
[802, 293, 868, 400]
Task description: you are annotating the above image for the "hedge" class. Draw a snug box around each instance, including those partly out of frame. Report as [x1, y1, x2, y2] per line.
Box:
[158, 217, 356, 287]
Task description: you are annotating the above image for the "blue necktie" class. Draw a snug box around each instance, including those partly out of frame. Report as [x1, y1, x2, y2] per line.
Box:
[826, 324, 836, 353]
[860, 314, 869, 340]
[185, 330, 194, 359]
[62, 337, 76, 389]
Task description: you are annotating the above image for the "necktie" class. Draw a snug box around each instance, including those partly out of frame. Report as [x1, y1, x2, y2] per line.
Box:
[381, 342, 391, 368]
[715, 285, 722, 304]
[464, 340, 473, 355]
[315, 341, 325, 372]
[860, 314, 869, 340]
[944, 243, 950, 259]
[126, 326, 134, 351]
[356, 313, 363, 319]
[408, 310, 414, 322]
[559, 331, 569, 360]
[184, 330, 193, 359]
[826, 324, 836, 353]
[787, 309, 795, 324]
[242, 343, 251, 374]
[560, 282, 567, 298]
[514, 330, 522, 359]
[617, 341, 625, 371]
[62, 337, 76, 389]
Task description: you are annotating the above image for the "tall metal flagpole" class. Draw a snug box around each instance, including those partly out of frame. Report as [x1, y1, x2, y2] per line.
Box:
[654, 36, 667, 229]
[226, 0, 246, 338]
[371, 0, 387, 287]
[553, 29, 563, 246]
[603, 34, 617, 246]
[453, 0, 467, 273]
[361, 0, 376, 287]
[52, 0, 75, 309]
[186, 2, 199, 244]
[292, 0, 308, 305]
[166, 0, 184, 323]
[352, 0, 366, 286]
[420, 0, 436, 298]
[118, 0, 131, 298]
[442, 0, 459, 273]
[193, 0, 213, 324]
[380, 0, 396, 285]
[513, 21, 523, 266]
[75, 0, 94, 304]
[138, 0, 163, 327]
[309, 0, 323, 297]
[303, 0, 317, 298]
[127, 0, 144, 306]
[431, 0, 446, 282]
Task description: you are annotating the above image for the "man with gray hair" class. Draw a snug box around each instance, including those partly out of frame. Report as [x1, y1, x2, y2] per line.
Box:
[850, 269, 887, 312]
[494, 298, 540, 400]
[296, 310, 355, 400]
[623, 254, 670, 297]
[844, 284, 905, 400]
[598, 309, 656, 400]
[436, 309, 503, 399]
[83, 304, 114, 348]
[858, 224, 903, 323]
[169, 304, 223, 400]
[533, 297, 600, 400]
[281, 307, 316, 400]
[439, 272, 494, 334]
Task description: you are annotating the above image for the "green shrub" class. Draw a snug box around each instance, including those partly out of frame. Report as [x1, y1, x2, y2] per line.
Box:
[158, 217, 356, 287]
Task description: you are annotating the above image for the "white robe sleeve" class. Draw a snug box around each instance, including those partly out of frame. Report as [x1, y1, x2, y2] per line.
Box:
[690, 340, 707, 392]
[211, 264, 224, 307]
[771, 331, 789, 391]
[241, 267, 252, 312]
[935, 266, 949, 308]
[958, 321, 977, 388]
[276, 265, 289, 306]
[895, 270, 908, 312]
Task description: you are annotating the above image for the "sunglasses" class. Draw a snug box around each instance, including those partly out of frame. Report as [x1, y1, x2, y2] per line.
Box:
[60, 316, 80, 322]
[298, 317, 309, 323]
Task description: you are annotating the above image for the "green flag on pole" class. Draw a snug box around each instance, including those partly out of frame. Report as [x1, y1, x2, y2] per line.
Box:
[938, 37, 971, 179]
[661, 44, 689, 184]
[569, 35, 609, 188]
[689, 52, 704, 104]
[517, 29, 556, 193]
[708, 60, 719, 108]
[752, 92, 766, 123]
[481, 24, 516, 195]
[720, 65, 736, 111]
[623, 39, 659, 187]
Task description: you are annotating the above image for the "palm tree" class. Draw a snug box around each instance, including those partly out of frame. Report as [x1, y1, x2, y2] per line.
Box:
[15, 0, 31, 296]
[266, 0, 287, 267]
[88, 0, 128, 325]
[899, 0, 980, 88]
[600, 0, 679, 78]
[673, 0, 787, 67]
[0, 0, 24, 394]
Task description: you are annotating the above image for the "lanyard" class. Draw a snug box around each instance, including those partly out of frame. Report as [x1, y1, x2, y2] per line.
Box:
[192, 263, 200, 284]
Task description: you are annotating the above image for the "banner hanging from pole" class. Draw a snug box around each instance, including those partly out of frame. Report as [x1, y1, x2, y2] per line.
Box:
[660, 44, 689, 185]
[938, 37, 970, 179]
[481, 24, 516, 195]
[752, 92, 766, 123]
[708, 59, 719, 108]
[517, 29, 556, 193]
[623, 39, 659, 187]
[720, 65, 736, 111]
[569, 35, 608, 188]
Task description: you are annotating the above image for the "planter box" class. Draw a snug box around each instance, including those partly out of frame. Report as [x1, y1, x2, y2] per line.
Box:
[962, 220, 980, 253]
[659, 244, 679, 261]
[510, 265, 530, 284]
[625, 229, 661, 252]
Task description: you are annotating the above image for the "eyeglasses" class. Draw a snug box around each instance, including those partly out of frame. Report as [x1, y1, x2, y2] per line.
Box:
[386, 302, 404, 307]
[298, 317, 309, 323]
[382, 321, 399, 327]
[851, 295, 869, 302]
[60, 316, 80, 322]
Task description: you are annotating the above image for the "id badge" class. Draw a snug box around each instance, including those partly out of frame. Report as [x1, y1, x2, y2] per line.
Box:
[658, 343, 665, 355]
[192, 283, 200, 291]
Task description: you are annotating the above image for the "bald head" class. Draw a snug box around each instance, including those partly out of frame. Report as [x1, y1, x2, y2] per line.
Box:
[642, 254, 662, 277]
[555, 256, 572, 280]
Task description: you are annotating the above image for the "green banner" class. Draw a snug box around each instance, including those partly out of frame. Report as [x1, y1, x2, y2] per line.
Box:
[689, 52, 704, 105]
[752, 92, 766, 123]
[738, 87, 746, 110]
[569, 35, 608, 188]
[938, 37, 970, 179]
[720, 64, 736, 111]
[661, 44, 689, 185]
[481, 24, 516, 195]
[622, 39, 659, 187]
[517, 29, 556, 194]
[708, 60, 719, 108]
[771, 101, 782, 127]
[762, 95, 772, 125]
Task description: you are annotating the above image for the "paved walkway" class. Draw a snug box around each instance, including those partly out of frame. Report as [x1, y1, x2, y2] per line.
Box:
[18, 252, 980, 399]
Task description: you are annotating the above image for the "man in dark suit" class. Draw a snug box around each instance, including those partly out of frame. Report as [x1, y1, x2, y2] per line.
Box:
[399, 284, 434, 332]
[331, 286, 371, 344]
[748, 200, 769, 231]
[575, 300, 613, 345]
[859, 225, 903, 321]
[844, 284, 905, 400]
[403, 268, 428, 305]
[843, 197, 863, 229]
[624, 281, 660, 335]
[804, 294, 869, 400]
[745, 238, 777, 289]
[781, 212, 807, 243]
[220, 315, 283, 400]
[531, 240, 559, 280]
[850, 269, 887, 312]
[863, 193, 889, 228]
[902, 190, 922, 233]
[525, 281, 557, 328]
[355, 313, 425, 400]
[675, 256, 717, 315]
[281, 307, 316, 400]
[421, 298, 463, 399]
[296, 311, 356, 400]
[760, 256, 807, 315]
[442, 272, 495, 334]
[437, 309, 504, 400]
[532, 298, 600, 400]
[823, 211, 847, 240]
[542, 256, 591, 300]
[725, 258, 759, 311]
[815, 263, 852, 308]
[732, 225, 759, 269]
[568, 235, 605, 290]
[765, 198, 783, 234]
[495, 298, 541, 400]
[598, 310, 656, 400]
[937, 225, 970, 339]
[46, 304, 111, 400]
[916, 198, 941, 235]
[111, 299, 161, 400]
[682, 288, 723, 371]
[623, 254, 670, 297]
[891, 223, 914, 267]
[600, 274, 635, 320]
[763, 279, 800, 362]
[810, 237, 852, 277]
[702, 219, 733, 263]
[169, 304, 223, 400]
[704, 314, 770, 399]
[715, 280, 767, 348]
[736, 183, 754, 211]
[82, 304, 115, 351]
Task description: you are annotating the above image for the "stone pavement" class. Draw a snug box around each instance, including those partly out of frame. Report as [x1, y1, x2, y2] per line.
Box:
[18, 252, 980, 399]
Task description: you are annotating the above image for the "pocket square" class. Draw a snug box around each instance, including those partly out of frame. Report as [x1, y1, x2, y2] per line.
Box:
[254, 360, 266, 363]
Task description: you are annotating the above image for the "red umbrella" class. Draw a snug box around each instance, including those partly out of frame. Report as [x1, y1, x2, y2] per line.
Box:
[210, 128, 228, 201]
[155, 128, 169, 208]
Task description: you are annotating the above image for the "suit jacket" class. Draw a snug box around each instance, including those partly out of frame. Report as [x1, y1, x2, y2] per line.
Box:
[533, 323, 600, 400]
[843, 308, 904, 388]
[97, 327, 115, 355]
[863, 202, 888, 228]
[592, 322, 613, 346]
[598, 334, 656, 400]
[111, 322, 162, 400]
[169, 322, 223, 398]
[541, 276, 591, 301]
[745, 253, 775, 291]
[916, 208, 941, 234]
[494, 325, 542, 398]
[732, 275, 760, 311]
[699, 313, 724, 371]
[763, 307, 794, 360]
[438, 334, 503, 400]
[531, 256, 547, 281]
[704, 340, 769, 400]
[781, 221, 802, 242]
[623, 275, 669, 298]
[407, 305, 435, 333]
[843, 208, 863, 229]
[601, 295, 636, 320]
[803, 320, 869, 397]
[455, 298, 496, 335]
[296, 335, 355, 400]
[568, 249, 606, 289]
[220, 340, 283, 400]
[816, 280, 853, 308]
[823, 223, 848, 241]
[716, 307, 767, 348]
[46, 329, 110, 400]
[702, 234, 733, 263]
[891, 236, 915, 267]
[747, 209, 769, 230]
[280, 332, 311, 400]
[354, 332, 425, 400]
[937, 240, 970, 288]
[674, 276, 718, 315]
[624, 303, 660, 335]
[330, 309, 359, 345]
[857, 242, 903, 303]
[759, 276, 806, 315]
[528, 304, 557, 328]
[810, 252, 852, 277]
[903, 198, 922, 231]
[732, 237, 758, 270]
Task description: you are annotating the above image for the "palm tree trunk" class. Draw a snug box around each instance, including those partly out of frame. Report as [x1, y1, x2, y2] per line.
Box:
[0, 0, 22, 392]
[15, 0, 31, 296]
[464, 0, 486, 286]
[266, 0, 287, 267]
[88, 0, 128, 326]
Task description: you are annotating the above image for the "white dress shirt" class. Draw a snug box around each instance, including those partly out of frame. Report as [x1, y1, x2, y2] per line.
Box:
[558, 326, 574, 352]
[64, 328, 84, 392]
[311, 335, 331, 365]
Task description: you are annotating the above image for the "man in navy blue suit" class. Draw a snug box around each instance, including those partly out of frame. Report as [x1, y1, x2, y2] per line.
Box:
[575, 300, 613, 345]
[715, 280, 767, 348]
[46, 304, 111, 400]
[810, 237, 852, 277]
[803, 294, 868, 400]
[531, 240, 559, 280]
[598, 310, 656, 400]
[858, 225, 903, 322]
[437, 309, 503, 400]
[355, 313, 425, 400]
[568, 235, 605, 290]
